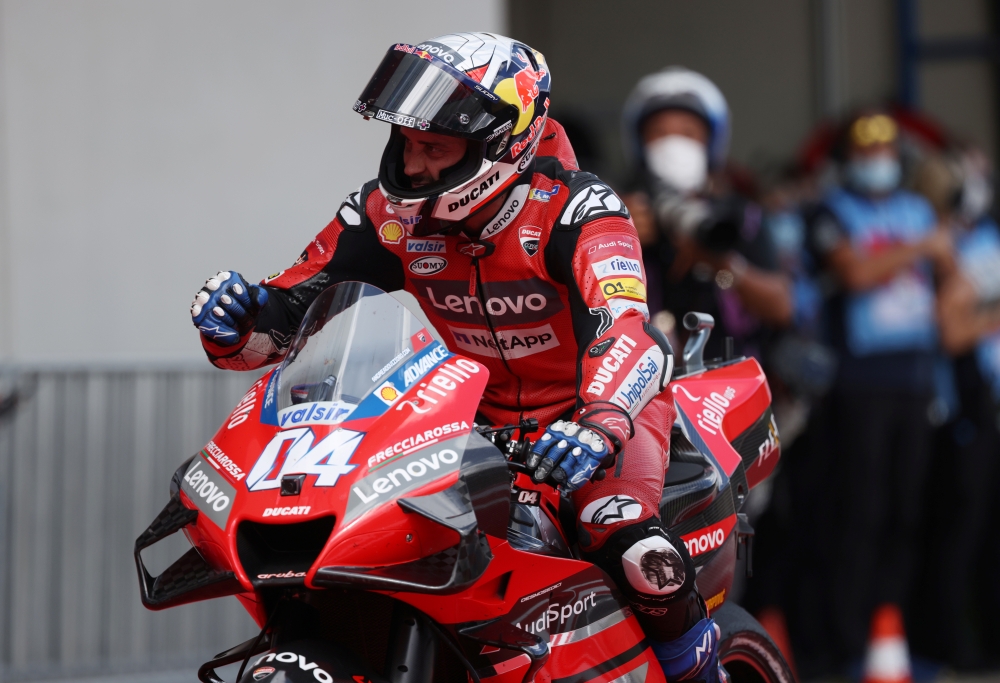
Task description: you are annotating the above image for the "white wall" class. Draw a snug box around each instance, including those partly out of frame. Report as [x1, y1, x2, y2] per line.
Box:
[0, 0, 504, 364]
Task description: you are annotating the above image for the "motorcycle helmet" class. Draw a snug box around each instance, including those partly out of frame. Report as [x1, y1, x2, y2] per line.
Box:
[354, 32, 552, 235]
[622, 67, 730, 171]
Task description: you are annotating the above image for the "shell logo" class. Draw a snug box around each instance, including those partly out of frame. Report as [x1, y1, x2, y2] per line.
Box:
[379, 220, 404, 244]
[379, 385, 399, 402]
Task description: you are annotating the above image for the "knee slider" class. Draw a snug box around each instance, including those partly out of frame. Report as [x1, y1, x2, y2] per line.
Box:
[583, 517, 704, 641]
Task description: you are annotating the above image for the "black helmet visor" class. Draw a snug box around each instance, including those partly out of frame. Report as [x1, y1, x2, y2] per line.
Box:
[355, 45, 514, 139]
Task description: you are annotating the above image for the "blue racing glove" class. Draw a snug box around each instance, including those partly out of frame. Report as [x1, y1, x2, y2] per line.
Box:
[190, 271, 269, 346]
[527, 420, 611, 491]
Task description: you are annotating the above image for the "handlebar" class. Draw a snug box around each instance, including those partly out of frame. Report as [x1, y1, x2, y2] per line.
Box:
[476, 418, 538, 471]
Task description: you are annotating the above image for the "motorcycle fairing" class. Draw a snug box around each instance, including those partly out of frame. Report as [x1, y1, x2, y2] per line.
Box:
[164, 328, 492, 597]
[456, 566, 663, 683]
[664, 357, 773, 612]
[135, 285, 782, 683]
[244, 640, 387, 683]
[670, 357, 775, 489]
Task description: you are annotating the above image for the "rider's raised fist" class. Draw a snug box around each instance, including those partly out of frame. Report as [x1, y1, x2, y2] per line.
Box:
[190, 271, 268, 346]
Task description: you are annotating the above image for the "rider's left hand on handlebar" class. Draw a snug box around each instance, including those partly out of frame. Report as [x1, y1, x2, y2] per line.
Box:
[528, 420, 610, 491]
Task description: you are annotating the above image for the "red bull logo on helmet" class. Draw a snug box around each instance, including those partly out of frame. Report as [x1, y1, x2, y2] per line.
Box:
[513, 66, 546, 113]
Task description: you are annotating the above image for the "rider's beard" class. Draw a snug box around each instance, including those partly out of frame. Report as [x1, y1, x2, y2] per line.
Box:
[409, 173, 434, 188]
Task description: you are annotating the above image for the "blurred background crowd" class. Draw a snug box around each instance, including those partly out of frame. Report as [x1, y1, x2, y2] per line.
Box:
[602, 80, 1000, 679]
[2, 0, 1000, 681]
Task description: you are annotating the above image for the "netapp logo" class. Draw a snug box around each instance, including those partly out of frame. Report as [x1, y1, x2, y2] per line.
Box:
[449, 324, 560, 359]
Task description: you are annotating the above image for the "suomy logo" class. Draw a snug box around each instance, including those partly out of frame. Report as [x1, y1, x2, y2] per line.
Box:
[408, 256, 447, 276]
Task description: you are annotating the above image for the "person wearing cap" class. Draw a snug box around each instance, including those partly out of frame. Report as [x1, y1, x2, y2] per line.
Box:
[808, 112, 954, 665]
[620, 67, 793, 359]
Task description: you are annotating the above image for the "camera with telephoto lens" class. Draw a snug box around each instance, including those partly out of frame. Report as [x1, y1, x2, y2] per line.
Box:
[652, 188, 743, 254]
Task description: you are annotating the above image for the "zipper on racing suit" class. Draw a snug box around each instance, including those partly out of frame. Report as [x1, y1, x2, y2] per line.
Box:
[470, 257, 524, 415]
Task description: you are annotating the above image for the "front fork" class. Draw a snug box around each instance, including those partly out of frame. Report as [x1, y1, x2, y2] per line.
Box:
[387, 603, 437, 683]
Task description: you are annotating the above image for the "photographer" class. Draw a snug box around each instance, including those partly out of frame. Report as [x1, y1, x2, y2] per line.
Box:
[621, 67, 792, 360]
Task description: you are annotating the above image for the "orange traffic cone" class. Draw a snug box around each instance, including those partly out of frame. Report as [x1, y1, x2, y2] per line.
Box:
[861, 604, 911, 683]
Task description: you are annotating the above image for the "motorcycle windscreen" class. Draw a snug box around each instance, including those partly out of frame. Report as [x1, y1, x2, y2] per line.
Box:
[276, 282, 436, 423]
[355, 46, 509, 138]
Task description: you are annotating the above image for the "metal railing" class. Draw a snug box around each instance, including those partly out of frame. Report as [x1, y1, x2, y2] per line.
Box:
[0, 367, 262, 682]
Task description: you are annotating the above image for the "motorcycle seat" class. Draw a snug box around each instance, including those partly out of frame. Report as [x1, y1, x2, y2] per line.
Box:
[660, 430, 719, 527]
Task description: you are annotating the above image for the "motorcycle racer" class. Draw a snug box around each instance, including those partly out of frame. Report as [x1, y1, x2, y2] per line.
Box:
[191, 32, 721, 682]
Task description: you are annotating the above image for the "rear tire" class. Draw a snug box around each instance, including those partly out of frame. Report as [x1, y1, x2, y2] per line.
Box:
[713, 602, 796, 683]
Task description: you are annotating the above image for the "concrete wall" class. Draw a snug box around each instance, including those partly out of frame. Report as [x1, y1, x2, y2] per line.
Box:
[918, 0, 997, 156]
[510, 0, 996, 181]
[1, 0, 994, 365]
[510, 0, 816, 175]
[0, 0, 503, 365]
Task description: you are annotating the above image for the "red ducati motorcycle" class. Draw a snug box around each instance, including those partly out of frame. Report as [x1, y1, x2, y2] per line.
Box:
[135, 282, 793, 683]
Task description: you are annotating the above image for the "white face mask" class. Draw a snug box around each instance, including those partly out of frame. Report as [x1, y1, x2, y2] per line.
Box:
[644, 135, 709, 193]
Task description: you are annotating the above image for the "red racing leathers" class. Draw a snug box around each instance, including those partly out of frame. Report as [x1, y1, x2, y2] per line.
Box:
[201, 121, 675, 552]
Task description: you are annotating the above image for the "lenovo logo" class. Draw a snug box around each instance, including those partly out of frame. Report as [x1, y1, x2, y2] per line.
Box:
[416, 278, 563, 325]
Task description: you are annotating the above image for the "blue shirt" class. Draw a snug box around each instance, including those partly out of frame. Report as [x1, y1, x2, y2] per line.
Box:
[955, 217, 1000, 401]
[824, 188, 937, 357]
